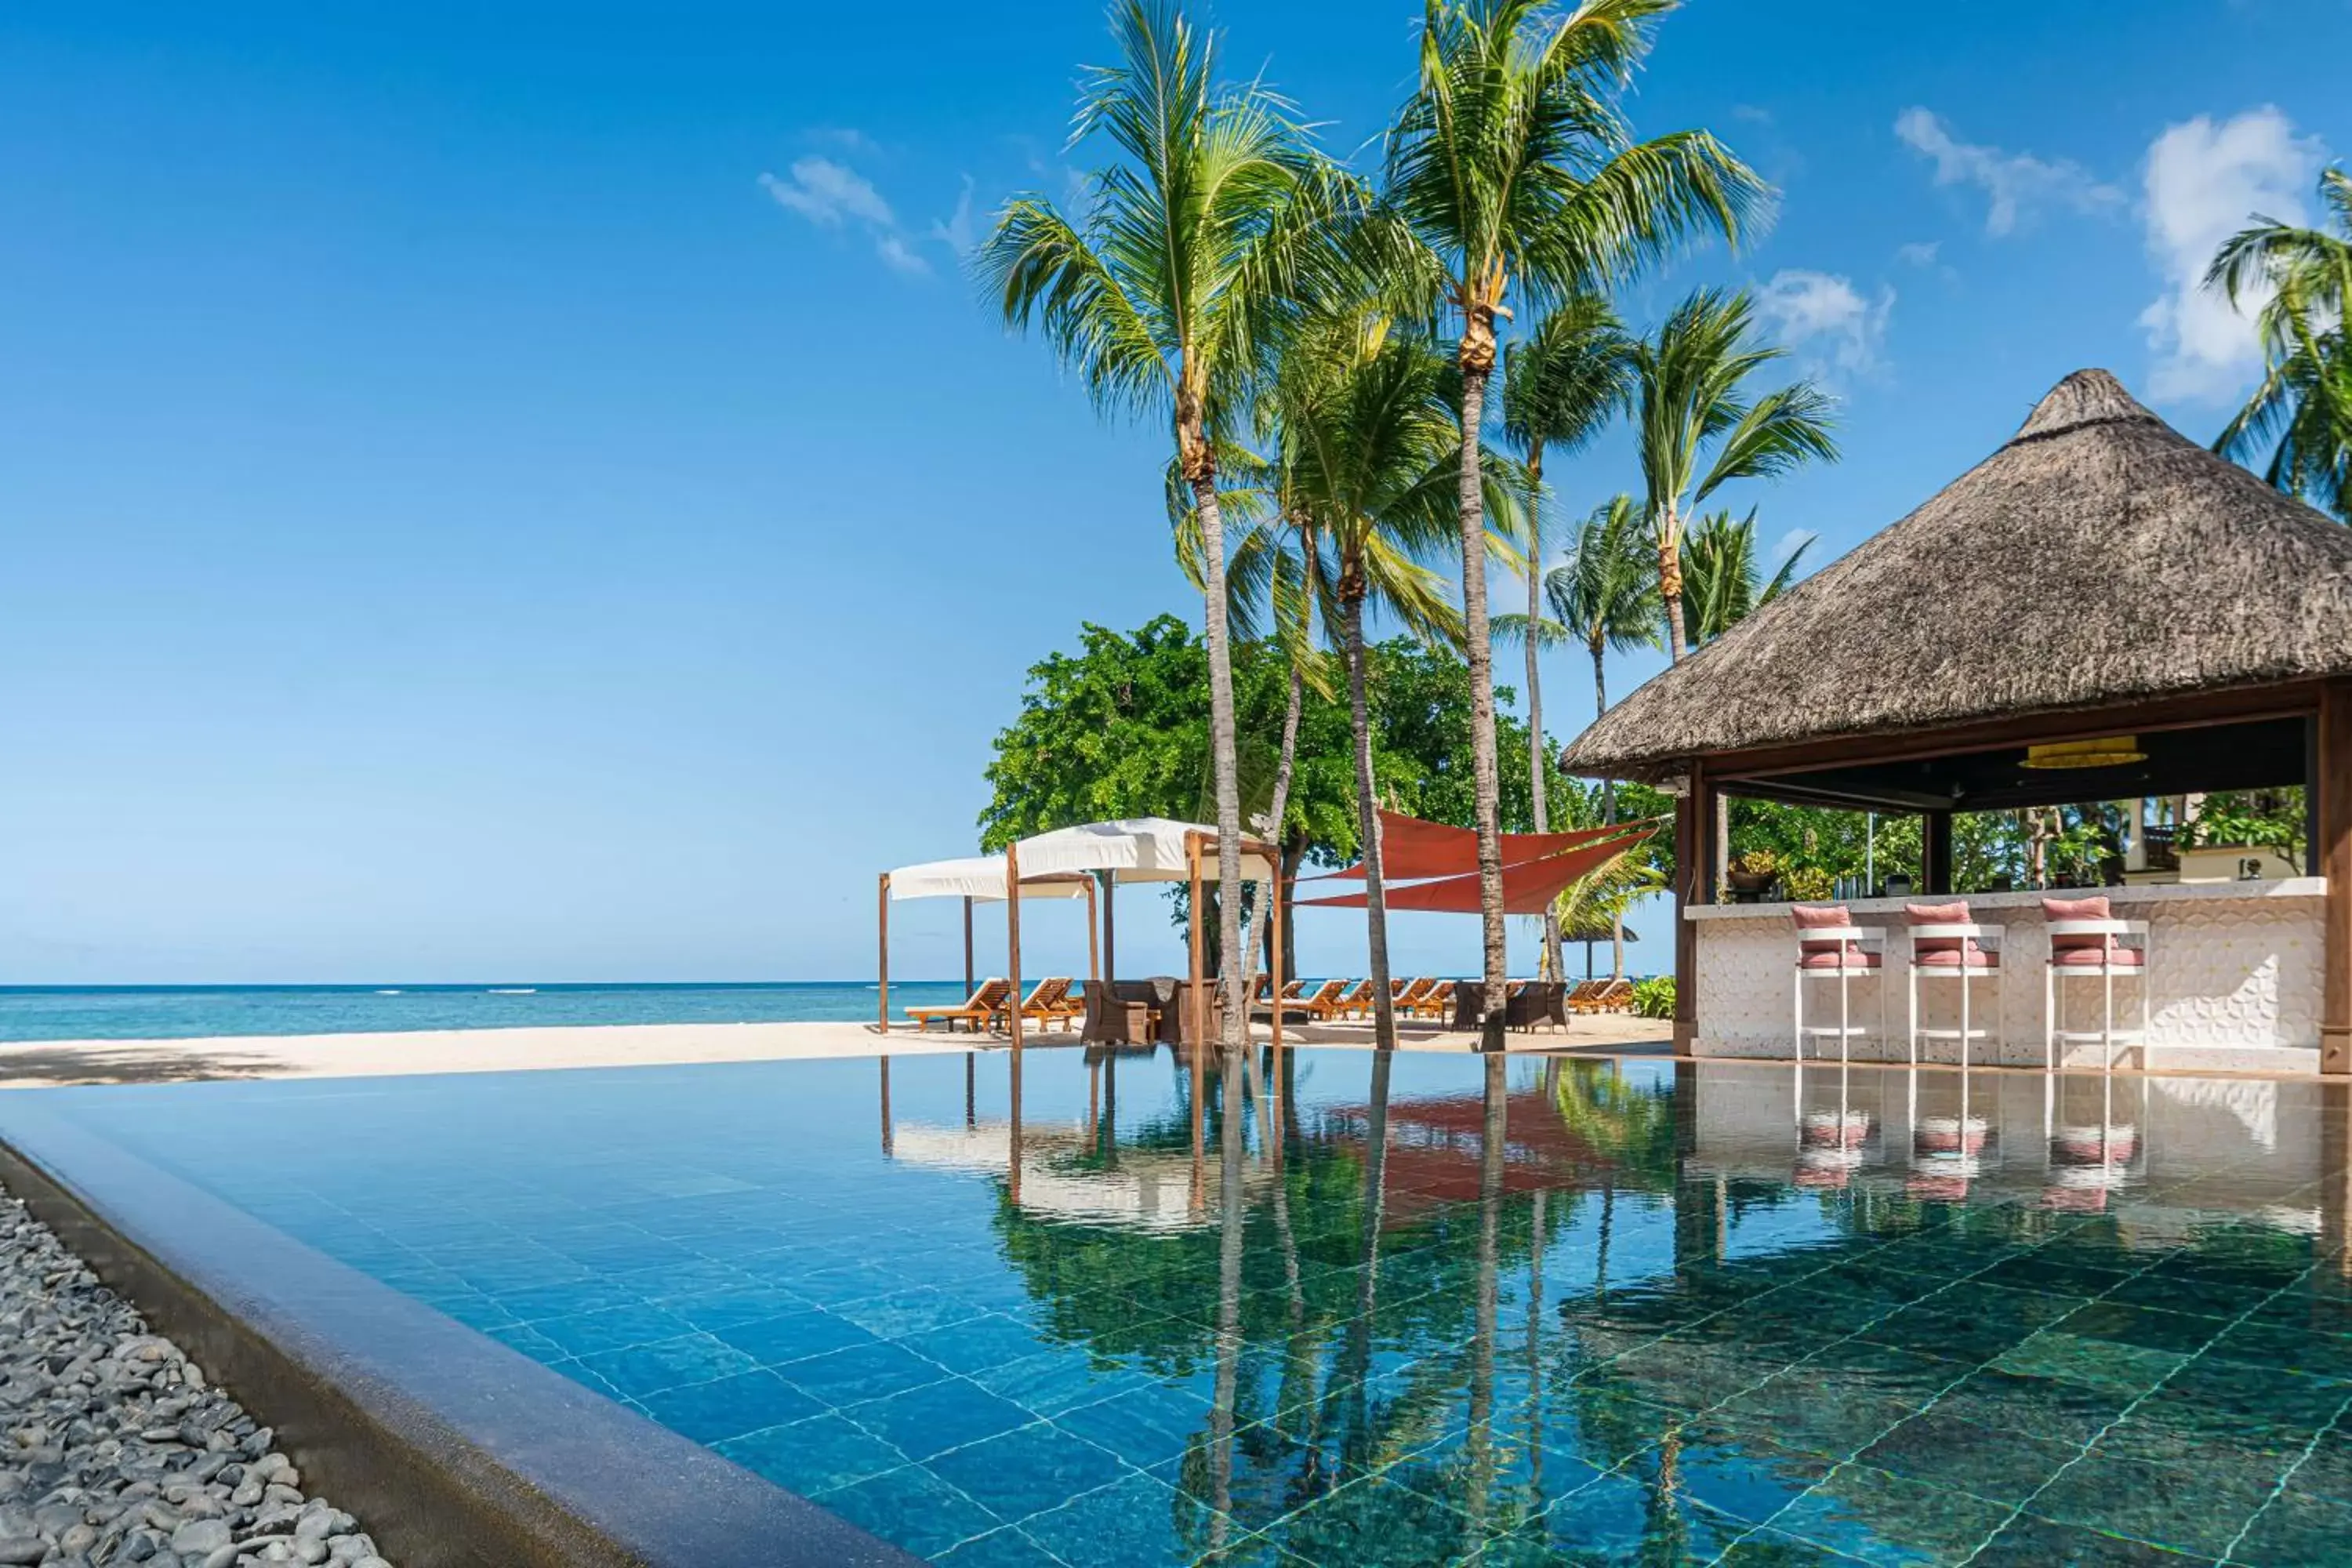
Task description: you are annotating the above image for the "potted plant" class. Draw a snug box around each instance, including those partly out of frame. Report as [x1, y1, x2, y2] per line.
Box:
[1726, 848, 1780, 902]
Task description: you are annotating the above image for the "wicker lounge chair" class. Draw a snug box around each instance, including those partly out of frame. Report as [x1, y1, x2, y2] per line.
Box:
[907, 978, 1014, 1033]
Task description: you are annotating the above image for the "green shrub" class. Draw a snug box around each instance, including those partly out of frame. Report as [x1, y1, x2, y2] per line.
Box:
[1631, 975, 1675, 1020]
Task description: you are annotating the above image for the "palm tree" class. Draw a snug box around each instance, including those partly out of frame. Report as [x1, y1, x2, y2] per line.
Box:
[1261, 307, 1488, 1048]
[1502, 296, 1635, 981]
[982, 0, 1349, 1054]
[2209, 166, 2352, 521]
[1679, 506, 1813, 644]
[1546, 496, 1660, 786]
[1551, 842, 1664, 980]
[1630, 286, 1838, 662]
[1384, 0, 1766, 1047]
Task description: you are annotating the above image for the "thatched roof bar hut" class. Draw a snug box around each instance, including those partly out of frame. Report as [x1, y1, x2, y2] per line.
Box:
[1557, 370, 2352, 1072]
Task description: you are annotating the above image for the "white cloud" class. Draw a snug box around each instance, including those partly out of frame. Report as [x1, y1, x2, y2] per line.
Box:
[1894, 107, 2122, 236]
[760, 152, 942, 278]
[1896, 240, 1941, 267]
[930, 176, 978, 256]
[1769, 527, 1818, 568]
[2136, 107, 2325, 402]
[760, 157, 895, 229]
[1755, 269, 1893, 378]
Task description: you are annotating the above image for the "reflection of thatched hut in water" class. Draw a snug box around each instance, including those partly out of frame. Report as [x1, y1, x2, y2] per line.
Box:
[887, 1120, 1271, 1231]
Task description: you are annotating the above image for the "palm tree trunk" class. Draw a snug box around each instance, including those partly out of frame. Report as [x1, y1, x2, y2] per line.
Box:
[1595, 641, 1626, 980]
[1658, 505, 1688, 663]
[1238, 661, 1305, 1004]
[1456, 355, 1508, 1052]
[1526, 443, 1563, 985]
[1345, 582, 1397, 1051]
[1189, 471, 1248, 1057]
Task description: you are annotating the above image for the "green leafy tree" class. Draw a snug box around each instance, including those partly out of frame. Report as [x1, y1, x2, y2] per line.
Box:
[2209, 166, 2352, 520]
[1382, 0, 1765, 1044]
[1502, 296, 1636, 978]
[1629, 287, 1837, 661]
[981, 0, 1352, 1054]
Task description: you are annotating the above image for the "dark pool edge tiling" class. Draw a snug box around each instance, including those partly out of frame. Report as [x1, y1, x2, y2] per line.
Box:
[0, 1102, 921, 1568]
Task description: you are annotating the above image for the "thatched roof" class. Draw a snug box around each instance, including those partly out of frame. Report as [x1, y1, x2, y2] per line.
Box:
[1560, 370, 2352, 782]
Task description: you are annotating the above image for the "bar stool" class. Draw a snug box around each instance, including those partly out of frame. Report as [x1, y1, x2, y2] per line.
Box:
[2042, 897, 2151, 1073]
[1904, 902, 2003, 1068]
[1791, 906, 1886, 1069]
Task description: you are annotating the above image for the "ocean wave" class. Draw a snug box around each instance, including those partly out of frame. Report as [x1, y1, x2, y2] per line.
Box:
[488, 988, 537, 995]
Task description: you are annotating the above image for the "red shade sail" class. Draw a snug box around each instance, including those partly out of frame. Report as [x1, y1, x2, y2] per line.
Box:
[1307, 811, 1641, 883]
[1295, 821, 1657, 914]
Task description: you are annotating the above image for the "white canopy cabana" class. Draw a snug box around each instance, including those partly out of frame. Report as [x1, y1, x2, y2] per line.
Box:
[1000, 818, 1286, 1070]
[877, 856, 1093, 1034]
[1014, 818, 1279, 884]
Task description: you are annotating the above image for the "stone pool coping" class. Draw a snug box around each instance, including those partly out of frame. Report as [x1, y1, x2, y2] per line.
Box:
[0, 1100, 920, 1568]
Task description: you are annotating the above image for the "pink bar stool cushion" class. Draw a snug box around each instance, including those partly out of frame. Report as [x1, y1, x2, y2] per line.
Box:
[1791, 903, 1868, 966]
[2051, 946, 2143, 967]
[1915, 949, 1999, 967]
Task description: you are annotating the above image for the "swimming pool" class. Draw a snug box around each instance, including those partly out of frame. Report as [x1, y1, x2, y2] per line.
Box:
[20, 1049, 2352, 1565]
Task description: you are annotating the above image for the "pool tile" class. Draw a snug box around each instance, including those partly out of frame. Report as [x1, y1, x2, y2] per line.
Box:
[934, 1525, 1071, 1568]
[532, 1301, 701, 1357]
[1020, 1470, 1201, 1567]
[1771, 1461, 2012, 1564]
[638, 1369, 822, 1444]
[2207, 1320, 2352, 1383]
[713, 1307, 880, 1366]
[1052, 1383, 1214, 1470]
[815, 1463, 1003, 1559]
[928, 1421, 1134, 1525]
[2032, 1451, 2277, 1556]
[1856, 1411, 2081, 1506]
[848, 1375, 1035, 1461]
[714, 1412, 910, 1495]
[576, 1332, 760, 1399]
[2055, 1301, 2230, 1356]
[2228, 1488, 2352, 1566]
[1969, 1511, 2215, 1565]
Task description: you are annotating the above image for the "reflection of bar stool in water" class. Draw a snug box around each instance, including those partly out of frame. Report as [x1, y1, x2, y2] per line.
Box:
[2042, 1069, 2147, 1212]
[1907, 1062, 1991, 1202]
[1904, 902, 2003, 1068]
[2042, 896, 2151, 1073]
[1791, 906, 1886, 1068]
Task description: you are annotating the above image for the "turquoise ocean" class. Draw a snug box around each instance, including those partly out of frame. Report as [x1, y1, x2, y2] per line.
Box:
[0, 983, 974, 1044]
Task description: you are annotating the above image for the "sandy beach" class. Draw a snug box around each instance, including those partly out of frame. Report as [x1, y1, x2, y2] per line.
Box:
[0, 1014, 1673, 1089]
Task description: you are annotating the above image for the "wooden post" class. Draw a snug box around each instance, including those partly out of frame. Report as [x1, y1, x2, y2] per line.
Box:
[1102, 871, 1117, 986]
[962, 895, 975, 998]
[2321, 683, 2352, 1074]
[877, 873, 891, 1033]
[1923, 810, 1954, 896]
[1006, 844, 1025, 1058]
[1084, 878, 1099, 982]
[1673, 774, 1701, 1052]
[1189, 831, 1207, 1160]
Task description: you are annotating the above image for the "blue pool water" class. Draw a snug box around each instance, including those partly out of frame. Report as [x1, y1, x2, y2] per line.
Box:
[0, 982, 971, 1041]
[24, 1050, 2352, 1565]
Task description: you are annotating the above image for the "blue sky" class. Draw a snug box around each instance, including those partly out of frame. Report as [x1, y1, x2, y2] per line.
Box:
[1, 0, 2345, 984]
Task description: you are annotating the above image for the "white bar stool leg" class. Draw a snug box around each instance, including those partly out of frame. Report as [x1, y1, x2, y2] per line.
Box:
[1907, 956, 1919, 1067]
[1839, 967, 1852, 1069]
[1960, 966, 1972, 1073]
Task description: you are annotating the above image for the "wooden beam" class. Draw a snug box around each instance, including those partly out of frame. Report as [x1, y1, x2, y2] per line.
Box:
[1922, 811, 1954, 897]
[1693, 683, 2327, 785]
[2321, 683, 2352, 1075]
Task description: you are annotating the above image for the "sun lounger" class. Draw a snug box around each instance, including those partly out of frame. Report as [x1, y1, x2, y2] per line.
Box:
[1014, 977, 1076, 1031]
[1402, 978, 1456, 1019]
[1563, 979, 1607, 1013]
[1334, 979, 1381, 1020]
[1290, 978, 1352, 1021]
[907, 978, 1013, 1033]
[1575, 978, 1635, 1014]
